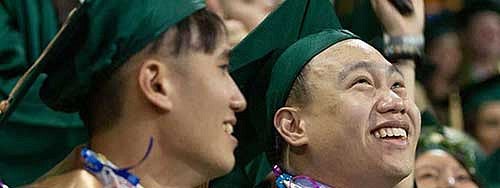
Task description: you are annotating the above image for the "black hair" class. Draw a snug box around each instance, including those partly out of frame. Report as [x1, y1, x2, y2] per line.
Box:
[268, 65, 311, 166]
[149, 8, 226, 57]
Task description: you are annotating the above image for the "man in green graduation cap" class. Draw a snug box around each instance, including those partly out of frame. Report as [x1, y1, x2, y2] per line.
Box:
[416, 125, 483, 187]
[0, 0, 247, 187]
[461, 75, 500, 187]
[212, 0, 423, 187]
[462, 75, 500, 156]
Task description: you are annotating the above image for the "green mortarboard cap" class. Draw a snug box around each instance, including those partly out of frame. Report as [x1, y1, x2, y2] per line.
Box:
[460, 75, 500, 117]
[0, 0, 205, 124]
[215, 0, 358, 186]
[339, 0, 384, 50]
[417, 124, 485, 182]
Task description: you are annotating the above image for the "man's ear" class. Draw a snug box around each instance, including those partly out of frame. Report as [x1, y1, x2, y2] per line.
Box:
[274, 107, 309, 147]
[138, 59, 173, 112]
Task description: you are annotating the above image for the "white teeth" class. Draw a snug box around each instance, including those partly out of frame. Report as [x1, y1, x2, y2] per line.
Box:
[380, 129, 387, 137]
[223, 123, 233, 134]
[373, 128, 407, 139]
[393, 128, 400, 136]
[387, 129, 394, 136]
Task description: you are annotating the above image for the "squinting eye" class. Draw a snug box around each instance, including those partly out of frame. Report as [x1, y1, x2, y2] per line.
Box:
[391, 82, 405, 90]
[352, 78, 371, 87]
[418, 173, 438, 180]
[456, 174, 472, 182]
[218, 64, 230, 72]
[357, 79, 369, 84]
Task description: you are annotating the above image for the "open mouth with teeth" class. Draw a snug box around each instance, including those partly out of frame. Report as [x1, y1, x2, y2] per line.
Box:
[372, 127, 408, 141]
[223, 123, 234, 135]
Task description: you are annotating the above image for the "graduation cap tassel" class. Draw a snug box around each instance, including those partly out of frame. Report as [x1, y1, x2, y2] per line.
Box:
[0, 6, 81, 126]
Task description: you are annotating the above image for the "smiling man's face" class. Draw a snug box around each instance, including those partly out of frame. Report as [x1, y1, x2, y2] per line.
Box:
[293, 39, 421, 186]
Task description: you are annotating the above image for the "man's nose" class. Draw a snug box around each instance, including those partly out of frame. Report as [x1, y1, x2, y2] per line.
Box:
[229, 82, 247, 112]
[376, 89, 406, 114]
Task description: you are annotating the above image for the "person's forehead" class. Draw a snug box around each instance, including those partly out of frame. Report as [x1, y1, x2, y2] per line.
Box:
[307, 39, 393, 76]
[479, 101, 500, 114]
[431, 33, 460, 47]
[316, 39, 383, 58]
[417, 150, 460, 167]
[472, 11, 500, 22]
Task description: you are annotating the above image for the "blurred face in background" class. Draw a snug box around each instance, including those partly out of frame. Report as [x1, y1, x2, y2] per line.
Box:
[415, 150, 478, 188]
[205, 0, 281, 47]
[427, 32, 462, 79]
[475, 101, 500, 155]
[466, 11, 500, 58]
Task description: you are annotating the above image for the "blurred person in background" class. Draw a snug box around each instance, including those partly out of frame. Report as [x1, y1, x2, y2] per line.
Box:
[394, 112, 485, 188]
[213, 0, 279, 31]
[423, 11, 464, 125]
[461, 75, 500, 187]
[416, 124, 483, 188]
[461, 75, 500, 156]
[458, 0, 500, 85]
[206, 0, 281, 47]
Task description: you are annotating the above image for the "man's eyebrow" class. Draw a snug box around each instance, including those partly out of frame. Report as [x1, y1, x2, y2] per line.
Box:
[388, 64, 404, 78]
[416, 165, 440, 171]
[338, 61, 374, 81]
[338, 61, 404, 81]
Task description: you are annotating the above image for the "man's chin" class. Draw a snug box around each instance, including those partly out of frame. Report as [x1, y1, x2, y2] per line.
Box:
[209, 154, 236, 179]
[380, 158, 413, 180]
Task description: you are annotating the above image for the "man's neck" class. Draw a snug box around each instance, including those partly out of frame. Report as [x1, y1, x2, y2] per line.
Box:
[89, 121, 207, 188]
[290, 155, 402, 188]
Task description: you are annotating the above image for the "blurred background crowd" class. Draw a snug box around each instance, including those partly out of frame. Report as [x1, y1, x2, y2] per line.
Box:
[0, 0, 499, 187]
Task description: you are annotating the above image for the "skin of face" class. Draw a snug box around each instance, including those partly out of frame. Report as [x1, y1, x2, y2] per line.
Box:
[475, 101, 500, 155]
[415, 150, 478, 188]
[279, 39, 421, 187]
[151, 38, 247, 179]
